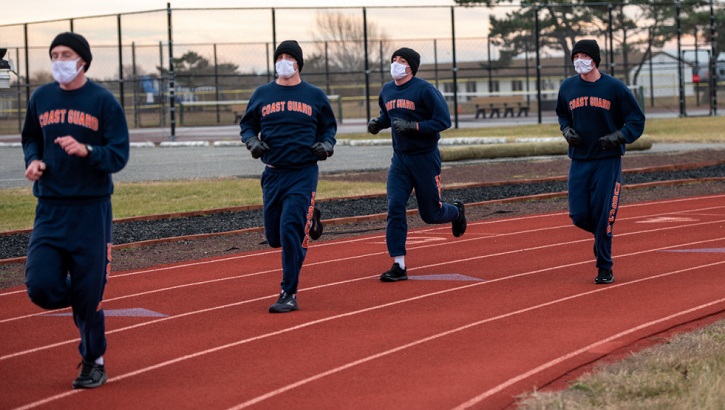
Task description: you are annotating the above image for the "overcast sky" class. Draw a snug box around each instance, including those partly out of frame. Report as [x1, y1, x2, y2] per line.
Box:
[1, 0, 454, 25]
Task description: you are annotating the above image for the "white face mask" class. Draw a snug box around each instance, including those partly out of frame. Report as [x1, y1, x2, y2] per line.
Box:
[390, 62, 409, 80]
[573, 58, 594, 75]
[52, 58, 83, 84]
[275, 59, 297, 79]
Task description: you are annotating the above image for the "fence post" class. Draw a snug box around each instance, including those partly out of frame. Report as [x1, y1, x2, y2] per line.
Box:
[535, 6, 542, 124]
[487, 36, 493, 93]
[325, 41, 331, 95]
[676, 0, 686, 117]
[648, 28, 655, 108]
[379, 40, 384, 88]
[363, 7, 371, 122]
[214, 43, 220, 123]
[159, 41, 165, 127]
[132, 42, 139, 128]
[117, 15, 125, 112]
[451, 6, 459, 128]
[266, 42, 271, 83]
[167, 2, 176, 141]
[608, 4, 615, 77]
[709, 0, 717, 116]
[16, 48, 22, 132]
[434, 39, 439, 89]
[335, 95, 342, 124]
[23, 24, 29, 106]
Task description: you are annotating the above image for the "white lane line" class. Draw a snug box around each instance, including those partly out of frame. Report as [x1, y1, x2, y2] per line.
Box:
[451, 297, 725, 410]
[226, 266, 725, 409]
[10, 259, 725, 409]
[3, 225, 725, 361]
[3, 199, 723, 299]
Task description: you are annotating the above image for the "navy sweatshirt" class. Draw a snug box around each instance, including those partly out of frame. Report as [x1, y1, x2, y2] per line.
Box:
[240, 81, 337, 169]
[21, 80, 130, 199]
[376, 77, 451, 155]
[556, 73, 645, 160]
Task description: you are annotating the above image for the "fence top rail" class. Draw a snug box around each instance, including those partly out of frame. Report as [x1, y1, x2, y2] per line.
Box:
[177, 95, 340, 107]
[178, 100, 248, 107]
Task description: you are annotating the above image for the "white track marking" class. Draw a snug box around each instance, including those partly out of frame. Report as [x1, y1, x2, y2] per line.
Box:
[2, 199, 723, 299]
[451, 298, 725, 410]
[2, 222, 725, 359]
[6, 196, 725, 409]
[16, 261, 725, 410]
[224, 266, 725, 409]
[9, 253, 725, 410]
[2, 211, 724, 330]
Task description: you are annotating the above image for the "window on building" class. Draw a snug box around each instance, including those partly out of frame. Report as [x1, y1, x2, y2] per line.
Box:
[443, 82, 456, 103]
[442, 81, 478, 102]
[465, 81, 477, 101]
[512, 80, 523, 91]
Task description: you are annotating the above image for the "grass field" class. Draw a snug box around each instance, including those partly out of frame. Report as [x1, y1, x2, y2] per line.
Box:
[343, 116, 725, 142]
[0, 179, 386, 232]
[518, 319, 725, 409]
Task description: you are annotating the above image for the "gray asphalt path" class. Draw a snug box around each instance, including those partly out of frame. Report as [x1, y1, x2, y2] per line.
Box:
[0, 144, 396, 189]
[2, 110, 721, 190]
[5, 141, 725, 190]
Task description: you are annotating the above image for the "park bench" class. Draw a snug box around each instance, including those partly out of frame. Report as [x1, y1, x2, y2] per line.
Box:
[472, 96, 530, 119]
[232, 104, 247, 123]
[176, 100, 250, 125]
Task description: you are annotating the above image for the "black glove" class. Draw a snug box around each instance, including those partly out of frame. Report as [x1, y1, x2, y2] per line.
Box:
[367, 118, 381, 135]
[393, 118, 417, 134]
[311, 141, 334, 160]
[562, 126, 582, 147]
[245, 136, 269, 159]
[599, 130, 626, 150]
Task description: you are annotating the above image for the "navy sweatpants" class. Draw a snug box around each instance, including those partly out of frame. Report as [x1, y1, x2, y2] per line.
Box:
[386, 149, 459, 257]
[261, 164, 318, 295]
[568, 157, 623, 270]
[25, 197, 112, 362]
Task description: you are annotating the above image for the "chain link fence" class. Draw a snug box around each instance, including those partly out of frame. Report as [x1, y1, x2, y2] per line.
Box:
[0, 2, 723, 138]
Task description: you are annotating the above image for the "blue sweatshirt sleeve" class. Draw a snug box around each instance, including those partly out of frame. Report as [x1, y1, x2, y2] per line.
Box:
[417, 86, 451, 134]
[376, 93, 391, 129]
[88, 96, 130, 173]
[616, 85, 645, 144]
[21, 96, 43, 168]
[317, 94, 337, 146]
[239, 90, 261, 144]
[555, 85, 573, 131]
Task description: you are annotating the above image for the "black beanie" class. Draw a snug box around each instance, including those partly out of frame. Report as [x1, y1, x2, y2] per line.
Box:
[392, 47, 420, 76]
[49, 32, 92, 72]
[274, 40, 304, 72]
[571, 39, 600, 68]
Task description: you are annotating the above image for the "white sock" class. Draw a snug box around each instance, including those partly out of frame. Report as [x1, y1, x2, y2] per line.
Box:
[394, 256, 405, 270]
[95, 356, 104, 365]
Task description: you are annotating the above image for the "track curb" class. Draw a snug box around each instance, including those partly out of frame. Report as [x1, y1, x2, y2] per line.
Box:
[2, 176, 724, 265]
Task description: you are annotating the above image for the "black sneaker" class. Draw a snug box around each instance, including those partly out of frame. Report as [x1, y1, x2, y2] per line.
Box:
[380, 263, 408, 282]
[269, 292, 299, 313]
[72, 360, 107, 389]
[309, 207, 323, 240]
[452, 200, 467, 238]
[594, 268, 614, 284]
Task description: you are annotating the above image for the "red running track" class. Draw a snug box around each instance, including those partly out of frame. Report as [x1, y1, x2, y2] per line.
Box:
[2, 194, 725, 410]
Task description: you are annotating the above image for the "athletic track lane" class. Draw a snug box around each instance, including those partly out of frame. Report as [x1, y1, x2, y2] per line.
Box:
[1, 194, 724, 410]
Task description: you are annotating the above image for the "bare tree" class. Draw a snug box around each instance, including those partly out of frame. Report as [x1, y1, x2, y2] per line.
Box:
[30, 70, 53, 86]
[308, 11, 392, 74]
